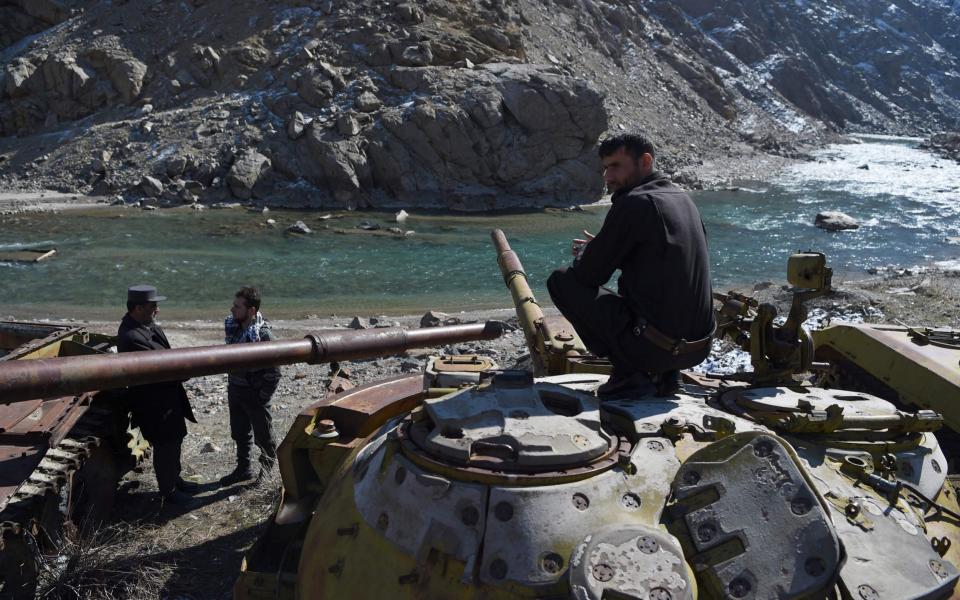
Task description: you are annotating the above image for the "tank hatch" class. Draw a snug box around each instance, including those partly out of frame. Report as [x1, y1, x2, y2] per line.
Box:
[733, 387, 898, 416]
[419, 378, 610, 470]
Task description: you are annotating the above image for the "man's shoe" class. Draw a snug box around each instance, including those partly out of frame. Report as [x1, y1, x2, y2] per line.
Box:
[219, 465, 255, 486]
[162, 490, 201, 509]
[596, 371, 652, 398]
[176, 478, 201, 493]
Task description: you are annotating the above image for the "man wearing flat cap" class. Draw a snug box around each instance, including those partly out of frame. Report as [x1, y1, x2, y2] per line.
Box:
[118, 285, 199, 507]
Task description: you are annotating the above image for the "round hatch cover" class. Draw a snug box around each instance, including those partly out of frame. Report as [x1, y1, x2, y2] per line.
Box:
[420, 381, 611, 470]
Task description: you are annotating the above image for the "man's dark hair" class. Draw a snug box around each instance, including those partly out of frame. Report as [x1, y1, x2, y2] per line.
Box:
[126, 300, 140, 312]
[235, 286, 262, 311]
[598, 133, 656, 160]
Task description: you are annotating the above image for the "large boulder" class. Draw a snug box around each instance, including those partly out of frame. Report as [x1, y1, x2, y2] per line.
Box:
[227, 150, 271, 200]
[84, 44, 148, 104]
[298, 129, 372, 207]
[815, 211, 860, 231]
[3, 59, 36, 98]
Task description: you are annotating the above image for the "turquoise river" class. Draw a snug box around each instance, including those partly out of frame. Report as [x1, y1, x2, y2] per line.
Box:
[1, 135, 959, 320]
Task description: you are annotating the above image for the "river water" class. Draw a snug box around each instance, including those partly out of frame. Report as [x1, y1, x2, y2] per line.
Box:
[2, 135, 958, 320]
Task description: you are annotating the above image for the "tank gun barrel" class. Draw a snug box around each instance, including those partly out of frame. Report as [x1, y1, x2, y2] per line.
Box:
[0, 322, 503, 403]
[491, 229, 547, 372]
[491, 229, 591, 376]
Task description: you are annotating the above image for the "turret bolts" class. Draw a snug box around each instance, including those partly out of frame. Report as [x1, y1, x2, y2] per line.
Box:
[591, 563, 614, 582]
[312, 419, 339, 439]
[572, 493, 590, 511]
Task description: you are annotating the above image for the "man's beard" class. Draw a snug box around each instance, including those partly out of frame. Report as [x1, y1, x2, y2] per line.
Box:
[142, 313, 155, 325]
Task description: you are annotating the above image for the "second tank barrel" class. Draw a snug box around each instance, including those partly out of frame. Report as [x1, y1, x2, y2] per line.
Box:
[0, 322, 503, 404]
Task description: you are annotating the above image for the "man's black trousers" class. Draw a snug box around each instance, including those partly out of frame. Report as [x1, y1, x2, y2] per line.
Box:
[152, 438, 183, 496]
[227, 384, 277, 468]
[547, 267, 708, 374]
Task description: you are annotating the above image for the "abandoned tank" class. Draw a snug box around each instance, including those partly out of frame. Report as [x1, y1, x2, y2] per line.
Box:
[0, 321, 503, 599]
[0, 229, 957, 599]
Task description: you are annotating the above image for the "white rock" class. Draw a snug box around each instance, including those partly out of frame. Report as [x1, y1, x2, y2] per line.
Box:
[814, 211, 859, 231]
[395, 209, 408, 223]
[286, 220, 312, 234]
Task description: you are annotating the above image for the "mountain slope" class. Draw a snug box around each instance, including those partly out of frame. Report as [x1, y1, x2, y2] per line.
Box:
[0, 0, 957, 208]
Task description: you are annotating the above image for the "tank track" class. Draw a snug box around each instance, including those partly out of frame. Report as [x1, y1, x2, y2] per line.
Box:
[0, 405, 131, 599]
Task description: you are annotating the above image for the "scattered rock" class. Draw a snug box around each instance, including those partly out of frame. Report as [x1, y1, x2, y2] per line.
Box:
[815, 211, 860, 231]
[396, 2, 424, 24]
[286, 220, 312, 234]
[420, 310, 449, 327]
[287, 111, 311, 140]
[227, 150, 271, 200]
[165, 156, 187, 177]
[200, 442, 221, 453]
[356, 221, 380, 231]
[857, 164, 870, 170]
[348, 316, 366, 329]
[395, 209, 408, 223]
[355, 91, 382, 113]
[336, 113, 361, 136]
[140, 175, 163, 197]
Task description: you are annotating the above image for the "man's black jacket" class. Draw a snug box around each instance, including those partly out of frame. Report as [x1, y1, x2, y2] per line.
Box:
[571, 171, 714, 341]
[117, 314, 197, 442]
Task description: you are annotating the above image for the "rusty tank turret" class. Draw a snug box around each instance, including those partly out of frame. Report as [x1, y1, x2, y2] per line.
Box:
[0, 321, 503, 599]
[224, 230, 959, 599]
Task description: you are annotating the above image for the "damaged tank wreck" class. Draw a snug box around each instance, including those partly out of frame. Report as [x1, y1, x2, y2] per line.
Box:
[227, 230, 958, 598]
[0, 230, 957, 599]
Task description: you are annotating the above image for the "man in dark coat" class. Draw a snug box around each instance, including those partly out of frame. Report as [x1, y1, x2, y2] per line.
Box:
[547, 133, 715, 397]
[117, 285, 199, 506]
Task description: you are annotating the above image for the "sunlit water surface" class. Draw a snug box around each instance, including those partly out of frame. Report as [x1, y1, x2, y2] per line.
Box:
[2, 135, 958, 319]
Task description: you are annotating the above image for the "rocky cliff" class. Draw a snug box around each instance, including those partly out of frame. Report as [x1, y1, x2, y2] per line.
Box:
[0, 0, 958, 209]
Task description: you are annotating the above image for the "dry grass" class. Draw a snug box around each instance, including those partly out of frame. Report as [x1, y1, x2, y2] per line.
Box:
[34, 522, 174, 600]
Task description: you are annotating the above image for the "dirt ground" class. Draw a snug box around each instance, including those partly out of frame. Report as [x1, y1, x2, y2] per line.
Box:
[26, 267, 960, 599]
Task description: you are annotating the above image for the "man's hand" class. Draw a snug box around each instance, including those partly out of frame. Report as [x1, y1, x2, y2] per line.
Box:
[571, 230, 595, 258]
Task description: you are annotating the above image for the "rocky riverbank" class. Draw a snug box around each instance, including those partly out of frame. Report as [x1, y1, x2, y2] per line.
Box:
[922, 132, 960, 164]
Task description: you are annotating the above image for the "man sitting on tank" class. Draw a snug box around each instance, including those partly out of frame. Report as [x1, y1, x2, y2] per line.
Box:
[220, 286, 281, 485]
[547, 133, 715, 397]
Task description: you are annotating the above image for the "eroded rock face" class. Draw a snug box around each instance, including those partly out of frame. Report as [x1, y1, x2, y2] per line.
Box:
[317, 63, 607, 209]
[646, 0, 960, 132]
[0, 37, 148, 135]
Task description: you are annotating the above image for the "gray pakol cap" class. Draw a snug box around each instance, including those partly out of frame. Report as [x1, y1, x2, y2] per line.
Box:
[127, 284, 167, 303]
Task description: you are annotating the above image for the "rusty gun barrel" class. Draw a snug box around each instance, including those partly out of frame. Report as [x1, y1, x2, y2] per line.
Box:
[0, 321, 503, 404]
